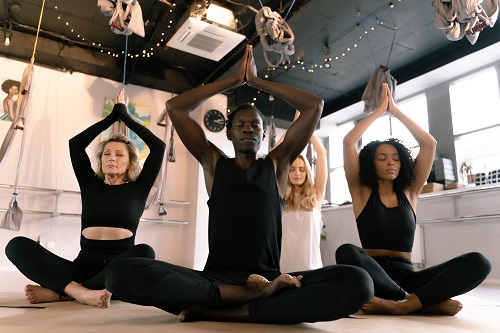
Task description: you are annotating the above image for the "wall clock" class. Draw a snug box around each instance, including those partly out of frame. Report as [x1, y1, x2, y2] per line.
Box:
[203, 109, 226, 133]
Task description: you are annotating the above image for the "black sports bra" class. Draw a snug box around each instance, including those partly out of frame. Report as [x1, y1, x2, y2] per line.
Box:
[356, 190, 416, 252]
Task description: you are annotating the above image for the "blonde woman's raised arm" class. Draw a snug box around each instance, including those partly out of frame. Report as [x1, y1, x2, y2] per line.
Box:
[311, 132, 327, 204]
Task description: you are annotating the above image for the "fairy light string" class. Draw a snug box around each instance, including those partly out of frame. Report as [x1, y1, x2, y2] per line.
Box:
[47, 0, 404, 109]
[49, 1, 177, 59]
[239, 0, 404, 106]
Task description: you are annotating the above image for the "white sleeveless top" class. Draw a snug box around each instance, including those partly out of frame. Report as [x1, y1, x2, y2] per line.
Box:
[280, 208, 323, 273]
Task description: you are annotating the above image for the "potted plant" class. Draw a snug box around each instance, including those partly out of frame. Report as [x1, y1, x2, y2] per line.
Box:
[460, 160, 474, 185]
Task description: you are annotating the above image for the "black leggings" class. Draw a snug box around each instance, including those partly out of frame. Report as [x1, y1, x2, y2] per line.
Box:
[335, 243, 491, 307]
[5, 236, 155, 297]
[105, 257, 374, 324]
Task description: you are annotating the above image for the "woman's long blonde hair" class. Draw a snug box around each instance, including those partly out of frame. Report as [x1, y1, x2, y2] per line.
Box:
[284, 155, 317, 211]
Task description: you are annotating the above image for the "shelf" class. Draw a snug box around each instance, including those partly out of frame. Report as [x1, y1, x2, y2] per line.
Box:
[419, 183, 500, 201]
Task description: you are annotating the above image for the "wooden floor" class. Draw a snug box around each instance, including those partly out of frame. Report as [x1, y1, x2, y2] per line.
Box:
[1, 284, 499, 333]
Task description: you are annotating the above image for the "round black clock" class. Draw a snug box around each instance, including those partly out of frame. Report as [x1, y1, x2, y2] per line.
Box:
[203, 109, 226, 133]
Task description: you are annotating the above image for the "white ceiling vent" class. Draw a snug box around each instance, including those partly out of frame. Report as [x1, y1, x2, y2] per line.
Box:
[167, 17, 245, 62]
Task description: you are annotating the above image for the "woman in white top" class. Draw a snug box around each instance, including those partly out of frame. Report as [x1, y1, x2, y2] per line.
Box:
[277, 111, 328, 273]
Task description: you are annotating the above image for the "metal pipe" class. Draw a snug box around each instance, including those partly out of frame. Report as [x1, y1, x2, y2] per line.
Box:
[0, 208, 188, 225]
[418, 214, 500, 224]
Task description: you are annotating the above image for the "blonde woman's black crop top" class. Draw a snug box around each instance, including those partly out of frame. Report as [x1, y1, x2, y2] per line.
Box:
[69, 104, 165, 247]
[356, 190, 416, 253]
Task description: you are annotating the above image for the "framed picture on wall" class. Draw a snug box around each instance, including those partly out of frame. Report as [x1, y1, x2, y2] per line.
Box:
[101, 97, 152, 164]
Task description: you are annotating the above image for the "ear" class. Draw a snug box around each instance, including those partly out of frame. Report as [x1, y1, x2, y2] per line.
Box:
[262, 130, 266, 140]
[226, 130, 232, 141]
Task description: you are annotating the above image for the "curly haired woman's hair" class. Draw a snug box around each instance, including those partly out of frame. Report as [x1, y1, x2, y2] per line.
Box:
[95, 133, 141, 182]
[284, 155, 317, 211]
[1, 79, 20, 94]
[226, 103, 268, 132]
[358, 138, 416, 190]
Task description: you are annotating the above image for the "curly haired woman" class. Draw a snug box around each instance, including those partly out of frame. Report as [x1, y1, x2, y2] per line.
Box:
[336, 83, 491, 316]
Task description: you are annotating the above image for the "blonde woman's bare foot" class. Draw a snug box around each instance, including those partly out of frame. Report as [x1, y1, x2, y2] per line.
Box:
[420, 299, 463, 316]
[73, 289, 112, 308]
[24, 284, 71, 304]
[64, 282, 112, 308]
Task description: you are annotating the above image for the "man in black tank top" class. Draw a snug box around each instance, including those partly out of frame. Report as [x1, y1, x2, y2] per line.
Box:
[106, 45, 374, 324]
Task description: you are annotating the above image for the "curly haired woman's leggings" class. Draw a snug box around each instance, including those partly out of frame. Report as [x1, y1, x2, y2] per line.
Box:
[335, 243, 491, 307]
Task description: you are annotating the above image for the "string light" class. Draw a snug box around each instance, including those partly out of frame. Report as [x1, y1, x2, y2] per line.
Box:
[48, 0, 166, 59]
[47, 0, 402, 103]
[239, 0, 404, 106]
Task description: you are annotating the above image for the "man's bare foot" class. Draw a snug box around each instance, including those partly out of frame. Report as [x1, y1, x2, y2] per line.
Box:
[420, 299, 463, 316]
[219, 274, 302, 305]
[246, 273, 302, 299]
[24, 284, 71, 304]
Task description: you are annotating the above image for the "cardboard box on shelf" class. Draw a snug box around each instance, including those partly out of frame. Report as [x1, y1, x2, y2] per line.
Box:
[446, 182, 465, 190]
[432, 158, 456, 182]
[421, 182, 444, 193]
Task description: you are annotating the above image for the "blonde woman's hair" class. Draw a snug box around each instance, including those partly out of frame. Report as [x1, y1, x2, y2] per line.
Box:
[95, 133, 141, 182]
[284, 155, 317, 211]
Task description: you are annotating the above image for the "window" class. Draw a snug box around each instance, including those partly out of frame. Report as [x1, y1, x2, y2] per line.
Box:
[361, 114, 391, 147]
[392, 94, 429, 150]
[450, 66, 500, 182]
[328, 121, 353, 204]
[450, 67, 500, 136]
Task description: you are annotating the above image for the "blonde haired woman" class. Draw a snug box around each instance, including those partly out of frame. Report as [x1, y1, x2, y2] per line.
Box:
[278, 111, 327, 273]
[6, 89, 165, 308]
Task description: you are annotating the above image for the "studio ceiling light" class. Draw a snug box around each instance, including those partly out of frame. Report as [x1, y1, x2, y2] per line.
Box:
[167, 2, 244, 61]
[3, 20, 12, 46]
[4, 34, 11, 46]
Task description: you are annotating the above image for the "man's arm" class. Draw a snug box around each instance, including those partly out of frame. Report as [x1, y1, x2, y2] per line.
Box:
[245, 46, 324, 192]
[166, 47, 249, 193]
[246, 47, 323, 165]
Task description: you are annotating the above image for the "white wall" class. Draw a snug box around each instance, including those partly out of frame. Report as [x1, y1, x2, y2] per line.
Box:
[0, 58, 193, 291]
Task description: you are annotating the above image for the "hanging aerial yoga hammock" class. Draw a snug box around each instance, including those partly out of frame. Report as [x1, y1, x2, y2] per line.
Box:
[434, 0, 498, 45]
[255, 4, 296, 67]
[155, 107, 176, 216]
[359, 15, 398, 114]
[1, 0, 45, 231]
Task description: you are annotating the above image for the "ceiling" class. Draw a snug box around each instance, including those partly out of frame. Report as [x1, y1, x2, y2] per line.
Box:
[1, 0, 499, 124]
